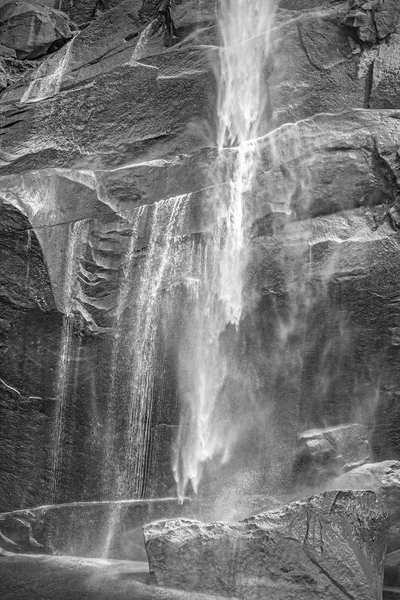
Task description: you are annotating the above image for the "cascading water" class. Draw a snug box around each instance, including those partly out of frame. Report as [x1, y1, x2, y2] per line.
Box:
[51, 220, 87, 502]
[173, 0, 276, 499]
[100, 195, 196, 505]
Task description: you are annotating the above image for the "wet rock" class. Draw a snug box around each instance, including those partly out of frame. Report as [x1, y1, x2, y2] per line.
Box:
[64, 0, 137, 28]
[384, 550, 400, 588]
[0, 43, 16, 58]
[343, 0, 400, 44]
[0, 515, 43, 554]
[0, 498, 191, 559]
[0, 2, 76, 60]
[144, 490, 389, 600]
[0, 554, 229, 600]
[321, 460, 400, 553]
[294, 423, 372, 486]
[369, 34, 400, 109]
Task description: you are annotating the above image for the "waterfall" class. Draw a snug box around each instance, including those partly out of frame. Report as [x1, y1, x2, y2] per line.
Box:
[126, 196, 188, 496]
[101, 205, 147, 500]
[51, 220, 87, 502]
[173, 0, 276, 499]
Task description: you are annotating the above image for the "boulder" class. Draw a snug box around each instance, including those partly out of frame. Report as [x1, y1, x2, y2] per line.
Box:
[320, 460, 400, 553]
[294, 423, 372, 486]
[0, 2, 76, 60]
[144, 490, 389, 600]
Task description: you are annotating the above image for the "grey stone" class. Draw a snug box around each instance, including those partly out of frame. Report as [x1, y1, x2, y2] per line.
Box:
[320, 461, 400, 553]
[342, 0, 400, 43]
[0, 498, 191, 559]
[0, 43, 16, 58]
[0, 2, 76, 60]
[294, 423, 372, 486]
[384, 550, 400, 588]
[144, 490, 389, 600]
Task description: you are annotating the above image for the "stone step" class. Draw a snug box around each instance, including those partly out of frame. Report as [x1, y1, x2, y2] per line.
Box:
[383, 588, 400, 600]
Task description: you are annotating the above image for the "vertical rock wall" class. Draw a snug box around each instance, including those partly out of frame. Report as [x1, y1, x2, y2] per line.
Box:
[1, 0, 400, 511]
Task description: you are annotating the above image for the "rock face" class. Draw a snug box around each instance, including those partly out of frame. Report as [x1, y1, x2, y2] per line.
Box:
[0, 498, 191, 559]
[0, 2, 76, 59]
[384, 550, 400, 588]
[294, 423, 373, 486]
[1, 0, 400, 514]
[144, 490, 389, 600]
[321, 460, 400, 553]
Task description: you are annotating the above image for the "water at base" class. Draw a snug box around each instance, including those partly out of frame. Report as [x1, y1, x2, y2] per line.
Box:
[173, 0, 276, 499]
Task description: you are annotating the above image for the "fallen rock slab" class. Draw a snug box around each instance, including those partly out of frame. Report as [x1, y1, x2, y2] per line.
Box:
[144, 490, 389, 600]
[294, 423, 372, 486]
[321, 460, 400, 553]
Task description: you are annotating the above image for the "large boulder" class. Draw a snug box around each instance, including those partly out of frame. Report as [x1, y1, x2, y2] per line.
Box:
[144, 490, 389, 600]
[320, 460, 400, 553]
[0, 2, 76, 60]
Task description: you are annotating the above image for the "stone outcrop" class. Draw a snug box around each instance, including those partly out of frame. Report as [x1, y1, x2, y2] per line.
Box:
[320, 460, 400, 553]
[0, 2, 76, 60]
[0, 498, 191, 559]
[384, 550, 400, 588]
[144, 490, 389, 600]
[294, 423, 372, 486]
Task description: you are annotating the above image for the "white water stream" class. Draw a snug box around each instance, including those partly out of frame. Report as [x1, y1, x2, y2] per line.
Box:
[51, 220, 88, 502]
[173, 0, 276, 498]
[49, 0, 277, 507]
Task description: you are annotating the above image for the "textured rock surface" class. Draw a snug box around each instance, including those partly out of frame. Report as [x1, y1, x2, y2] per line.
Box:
[385, 550, 400, 588]
[0, 498, 191, 559]
[0, 2, 76, 59]
[320, 460, 400, 553]
[294, 423, 372, 486]
[1, 0, 400, 513]
[144, 490, 389, 600]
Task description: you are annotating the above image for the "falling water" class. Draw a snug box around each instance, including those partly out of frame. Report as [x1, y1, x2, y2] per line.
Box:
[173, 0, 276, 498]
[51, 220, 87, 502]
[126, 196, 188, 496]
[101, 206, 147, 500]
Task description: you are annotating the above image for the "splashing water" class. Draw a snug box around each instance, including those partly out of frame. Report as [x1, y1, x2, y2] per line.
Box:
[173, 0, 276, 499]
